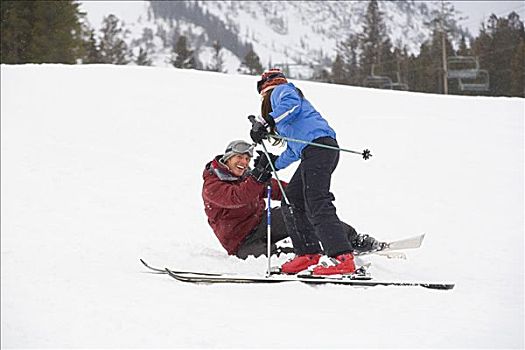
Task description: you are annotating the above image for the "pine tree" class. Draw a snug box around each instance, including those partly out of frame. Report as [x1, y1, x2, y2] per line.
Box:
[360, 0, 388, 78]
[238, 47, 263, 75]
[81, 27, 103, 63]
[99, 14, 131, 65]
[311, 66, 331, 83]
[510, 40, 524, 96]
[131, 28, 155, 66]
[135, 47, 153, 66]
[410, 29, 449, 94]
[330, 54, 348, 85]
[1, 1, 84, 63]
[379, 37, 396, 80]
[457, 34, 471, 56]
[427, 1, 465, 45]
[415, 1, 458, 94]
[332, 34, 361, 85]
[170, 35, 196, 69]
[472, 12, 525, 96]
[207, 40, 225, 72]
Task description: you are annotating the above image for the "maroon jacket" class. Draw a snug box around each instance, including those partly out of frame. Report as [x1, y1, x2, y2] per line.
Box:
[202, 156, 286, 255]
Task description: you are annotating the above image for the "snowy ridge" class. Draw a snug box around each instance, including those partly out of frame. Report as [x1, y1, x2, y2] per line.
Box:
[1, 64, 523, 348]
[79, 1, 463, 74]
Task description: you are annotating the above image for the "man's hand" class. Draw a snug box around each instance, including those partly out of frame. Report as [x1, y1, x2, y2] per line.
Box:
[253, 150, 278, 170]
[250, 151, 278, 183]
[250, 166, 272, 183]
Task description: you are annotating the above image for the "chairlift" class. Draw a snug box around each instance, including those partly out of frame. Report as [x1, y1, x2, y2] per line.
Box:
[390, 72, 409, 91]
[390, 82, 409, 91]
[447, 56, 479, 79]
[363, 75, 394, 89]
[364, 70, 409, 91]
[458, 69, 490, 92]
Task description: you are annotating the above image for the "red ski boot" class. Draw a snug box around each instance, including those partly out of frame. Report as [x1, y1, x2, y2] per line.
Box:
[312, 253, 356, 275]
[280, 254, 321, 274]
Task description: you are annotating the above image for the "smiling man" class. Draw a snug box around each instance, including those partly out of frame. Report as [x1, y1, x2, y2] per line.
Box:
[202, 140, 290, 258]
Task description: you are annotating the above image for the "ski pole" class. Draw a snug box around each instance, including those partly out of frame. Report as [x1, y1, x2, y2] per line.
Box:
[266, 184, 272, 277]
[268, 134, 372, 160]
[248, 115, 291, 206]
[249, 115, 296, 277]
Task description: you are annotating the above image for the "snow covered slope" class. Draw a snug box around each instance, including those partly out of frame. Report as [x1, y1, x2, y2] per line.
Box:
[1, 64, 523, 348]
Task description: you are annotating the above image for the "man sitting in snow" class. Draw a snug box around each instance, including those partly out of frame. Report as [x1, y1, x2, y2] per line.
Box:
[202, 140, 381, 260]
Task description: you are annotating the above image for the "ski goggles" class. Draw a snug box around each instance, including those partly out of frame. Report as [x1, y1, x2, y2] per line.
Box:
[225, 140, 254, 157]
[257, 72, 286, 94]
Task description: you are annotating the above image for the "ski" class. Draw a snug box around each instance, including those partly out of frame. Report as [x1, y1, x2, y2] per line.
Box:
[140, 234, 441, 288]
[383, 233, 425, 251]
[362, 233, 426, 259]
[140, 259, 224, 276]
[141, 259, 455, 290]
[140, 234, 425, 275]
[354, 233, 425, 257]
[141, 259, 370, 280]
[164, 269, 455, 290]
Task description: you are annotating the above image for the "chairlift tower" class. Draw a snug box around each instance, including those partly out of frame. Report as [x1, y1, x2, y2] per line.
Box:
[440, 0, 448, 94]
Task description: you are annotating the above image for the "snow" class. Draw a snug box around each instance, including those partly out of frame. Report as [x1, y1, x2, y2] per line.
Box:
[75, 1, 441, 74]
[1, 64, 524, 348]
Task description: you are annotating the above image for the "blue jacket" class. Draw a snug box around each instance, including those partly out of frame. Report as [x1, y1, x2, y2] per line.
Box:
[269, 83, 336, 170]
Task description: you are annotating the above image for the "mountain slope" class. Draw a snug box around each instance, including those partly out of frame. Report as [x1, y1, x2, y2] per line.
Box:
[1, 64, 523, 348]
[80, 0, 467, 74]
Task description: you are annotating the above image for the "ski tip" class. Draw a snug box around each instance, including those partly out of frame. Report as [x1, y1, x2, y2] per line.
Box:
[139, 258, 152, 269]
[423, 283, 455, 290]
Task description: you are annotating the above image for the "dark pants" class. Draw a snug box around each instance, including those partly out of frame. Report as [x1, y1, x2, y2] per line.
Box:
[235, 207, 290, 259]
[282, 137, 353, 257]
[235, 207, 359, 260]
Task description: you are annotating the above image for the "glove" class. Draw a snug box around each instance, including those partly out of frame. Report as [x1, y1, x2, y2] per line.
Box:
[250, 151, 278, 183]
[253, 150, 278, 170]
[250, 166, 272, 183]
[250, 120, 269, 144]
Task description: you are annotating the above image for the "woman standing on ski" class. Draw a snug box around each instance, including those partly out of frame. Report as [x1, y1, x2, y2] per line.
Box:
[250, 68, 359, 275]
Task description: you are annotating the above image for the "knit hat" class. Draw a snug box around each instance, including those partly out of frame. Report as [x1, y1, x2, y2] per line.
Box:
[257, 68, 288, 95]
[221, 140, 254, 163]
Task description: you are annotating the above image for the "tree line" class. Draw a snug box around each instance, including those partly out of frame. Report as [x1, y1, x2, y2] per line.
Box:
[1, 0, 523, 97]
[320, 0, 524, 97]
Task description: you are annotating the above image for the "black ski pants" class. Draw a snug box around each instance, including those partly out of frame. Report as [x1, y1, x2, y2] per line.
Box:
[235, 207, 290, 259]
[235, 206, 359, 259]
[282, 137, 354, 257]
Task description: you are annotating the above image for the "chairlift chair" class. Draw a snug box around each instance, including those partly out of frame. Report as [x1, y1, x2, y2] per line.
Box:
[458, 69, 490, 92]
[364, 75, 394, 89]
[447, 56, 480, 79]
[390, 82, 409, 91]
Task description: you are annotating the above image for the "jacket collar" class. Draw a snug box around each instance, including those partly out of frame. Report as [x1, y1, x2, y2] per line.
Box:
[207, 156, 249, 182]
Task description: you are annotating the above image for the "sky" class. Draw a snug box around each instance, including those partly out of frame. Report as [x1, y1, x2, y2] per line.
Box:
[452, 0, 525, 34]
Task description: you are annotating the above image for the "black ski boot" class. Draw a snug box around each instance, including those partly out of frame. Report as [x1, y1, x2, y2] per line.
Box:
[351, 234, 385, 255]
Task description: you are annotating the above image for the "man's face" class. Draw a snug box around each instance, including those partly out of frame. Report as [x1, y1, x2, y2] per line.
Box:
[225, 153, 251, 177]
